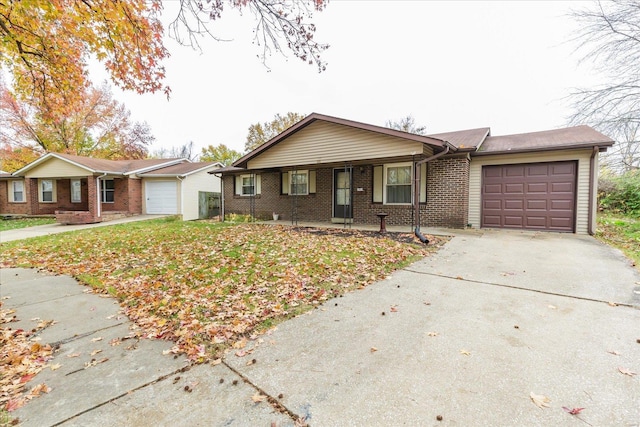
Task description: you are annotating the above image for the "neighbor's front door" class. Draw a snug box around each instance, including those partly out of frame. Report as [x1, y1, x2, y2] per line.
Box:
[333, 168, 352, 219]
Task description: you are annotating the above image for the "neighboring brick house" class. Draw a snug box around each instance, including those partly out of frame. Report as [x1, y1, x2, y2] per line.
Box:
[215, 113, 614, 234]
[0, 153, 222, 223]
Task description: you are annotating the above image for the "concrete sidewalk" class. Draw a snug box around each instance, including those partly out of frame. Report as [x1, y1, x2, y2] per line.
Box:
[2, 230, 640, 426]
[0, 215, 168, 243]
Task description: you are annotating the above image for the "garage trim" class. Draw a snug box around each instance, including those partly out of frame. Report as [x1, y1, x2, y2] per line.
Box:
[468, 149, 593, 234]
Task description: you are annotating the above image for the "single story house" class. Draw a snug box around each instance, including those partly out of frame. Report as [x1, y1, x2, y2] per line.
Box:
[214, 113, 614, 234]
[0, 153, 222, 223]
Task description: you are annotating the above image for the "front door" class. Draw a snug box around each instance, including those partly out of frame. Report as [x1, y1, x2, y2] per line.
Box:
[333, 168, 352, 218]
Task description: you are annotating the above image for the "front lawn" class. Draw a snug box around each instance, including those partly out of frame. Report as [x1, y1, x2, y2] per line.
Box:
[0, 217, 55, 232]
[596, 213, 640, 269]
[0, 218, 445, 362]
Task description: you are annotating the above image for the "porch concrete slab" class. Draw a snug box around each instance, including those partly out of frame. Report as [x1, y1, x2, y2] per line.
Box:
[62, 363, 292, 427]
[225, 266, 640, 426]
[408, 229, 640, 307]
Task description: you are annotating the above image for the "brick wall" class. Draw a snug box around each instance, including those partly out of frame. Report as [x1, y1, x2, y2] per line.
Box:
[0, 180, 30, 215]
[128, 178, 142, 214]
[223, 156, 470, 229]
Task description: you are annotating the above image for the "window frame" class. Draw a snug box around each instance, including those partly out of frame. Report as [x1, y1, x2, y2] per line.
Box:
[70, 179, 82, 203]
[289, 170, 309, 196]
[383, 162, 413, 205]
[100, 179, 115, 203]
[9, 180, 25, 203]
[241, 174, 255, 196]
[39, 179, 56, 203]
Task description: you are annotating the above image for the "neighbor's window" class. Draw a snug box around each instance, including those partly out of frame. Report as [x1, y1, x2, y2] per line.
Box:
[10, 180, 24, 202]
[290, 170, 309, 195]
[385, 163, 412, 204]
[70, 179, 81, 203]
[100, 179, 115, 203]
[39, 179, 56, 203]
[241, 175, 255, 196]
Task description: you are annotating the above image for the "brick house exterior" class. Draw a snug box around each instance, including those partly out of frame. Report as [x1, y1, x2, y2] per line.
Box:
[1, 153, 221, 223]
[217, 113, 614, 234]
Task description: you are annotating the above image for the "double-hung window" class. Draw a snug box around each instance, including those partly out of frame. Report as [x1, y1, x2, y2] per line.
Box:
[40, 179, 55, 202]
[71, 179, 81, 203]
[385, 163, 412, 204]
[290, 170, 309, 195]
[100, 179, 115, 203]
[10, 181, 24, 202]
[241, 175, 255, 196]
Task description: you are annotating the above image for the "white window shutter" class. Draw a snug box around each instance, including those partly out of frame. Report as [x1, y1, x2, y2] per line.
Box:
[255, 174, 261, 195]
[235, 175, 242, 195]
[420, 164, 427, 203]
[281, 172, 289, 194]
[309, 170, 316, 193]
[373, 166, 383, 203]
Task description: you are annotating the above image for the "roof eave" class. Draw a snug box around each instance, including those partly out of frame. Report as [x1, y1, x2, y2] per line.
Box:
[472, 141, 615, 156]
[126, 159, 188, 175]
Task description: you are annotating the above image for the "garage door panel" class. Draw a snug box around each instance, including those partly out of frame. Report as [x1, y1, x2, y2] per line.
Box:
[527, 199, 548, 210]
[484, 184, 503, 194]
[527, 165, 549, 176]
[505, 166, 525, 177]
[551, 182, 573, 193]
[527, 183, 548, 193]
[481, 161, 576, 232]
[504, 183, 524, 194]
[503, 216, 524, 227]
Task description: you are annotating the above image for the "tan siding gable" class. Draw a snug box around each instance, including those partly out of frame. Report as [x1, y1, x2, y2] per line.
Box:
[23, 158, 91, 178]
[247, 121, 425, 169]
[468, 149, 593, 234]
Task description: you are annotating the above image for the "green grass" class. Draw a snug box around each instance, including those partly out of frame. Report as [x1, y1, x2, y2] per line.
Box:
[0, 217, 55, 232]
[596, 213, 640, 269]
[0, 217, 442, 361]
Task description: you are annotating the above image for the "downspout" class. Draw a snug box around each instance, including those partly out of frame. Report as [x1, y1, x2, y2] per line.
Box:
[214, 173, 224, 222]
[177, 175, 184, 219]
[588, 146, 599, 235]
[413, 143, 452, 244]
[96, 173, 107, 219]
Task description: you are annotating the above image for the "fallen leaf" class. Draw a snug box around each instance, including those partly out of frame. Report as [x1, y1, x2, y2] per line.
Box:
[530, 392, 551, 409]
[608, 302, 618, 307]
[110, 338, 121, 346]
[19, 374, 35, 383]
[29, 383, 51, 397]
[370, 347, 378, 353]
[210, 358, 222, 366]
[66, 353, 81, 358]
[618, 367, 637, 376]
[562, 406, 585, 415]
[251, 392, 267, 403]
[49, 363, 62, 371]
[90, 349, 102, 356]
[5, 398, 24, 412]
[91, 337, 103, 342]
[548, 305, 557, 309]
[390, 305, 398, 312]
[427, 332, 439, 337]
[235, 350, 248, 357]
[607, 350, 621, 356]
[460, 349, 471, 356]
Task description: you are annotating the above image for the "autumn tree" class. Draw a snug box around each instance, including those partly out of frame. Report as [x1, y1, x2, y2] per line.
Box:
[200, 144, 242, 166]
[0, 0, 328, 121]
[385, 115, 427, 135]
[245, 112, 306, 152]
[569, 0, 640, 172]
[0, 81, 154, 170]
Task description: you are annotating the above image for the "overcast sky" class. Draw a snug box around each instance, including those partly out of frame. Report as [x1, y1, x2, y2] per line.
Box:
[92, 0, 600, 157]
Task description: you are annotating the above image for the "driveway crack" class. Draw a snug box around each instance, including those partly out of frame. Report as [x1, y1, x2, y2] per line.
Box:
[404, 269, 639, 309]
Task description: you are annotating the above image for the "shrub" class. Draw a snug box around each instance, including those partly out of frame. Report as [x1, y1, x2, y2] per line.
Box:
[599, 170, 640, 217]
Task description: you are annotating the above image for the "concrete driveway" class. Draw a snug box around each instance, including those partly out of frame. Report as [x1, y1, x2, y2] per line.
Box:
[3, 229, 640, 426]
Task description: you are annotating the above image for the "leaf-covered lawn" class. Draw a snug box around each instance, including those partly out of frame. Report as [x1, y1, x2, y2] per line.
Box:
[596, 213, 640, 269]
[0, 218, 55, 232]
[0, 219, 445, 364]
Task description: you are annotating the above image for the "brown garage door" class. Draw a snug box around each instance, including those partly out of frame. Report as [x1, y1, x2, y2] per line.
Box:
[481, 161, 577, 232]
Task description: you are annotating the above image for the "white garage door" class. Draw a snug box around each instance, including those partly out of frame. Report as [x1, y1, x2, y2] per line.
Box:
[146, 181, 178, 214]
